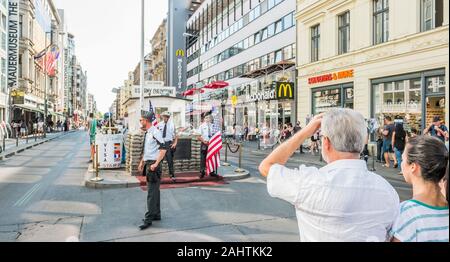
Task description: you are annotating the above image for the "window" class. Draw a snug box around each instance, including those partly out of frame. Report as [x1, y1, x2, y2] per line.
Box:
[243, 38, 249, 49]
[283, 45, 293, 60]
[248, 34, 255, 47]
[311, 24, 320, 62]
[426, 75, 445, 94]
[275, 50, 283, 63]
[421, 0, 444, 31]
[261, 28, 268, 41]
[254, 32, 261, 44]
[19, 15, 23, 38]
[261, 54, 269, 67]
[283, 13, 293, 29]
[373, 0, 389, 45]
[268, 52, 275, 65]
[267, 23, 275, 37]
[260, 0, 268, 13]
[275, 20, 283, 34]
[268, 0, 276, 9]
[338, 11, 350, 54]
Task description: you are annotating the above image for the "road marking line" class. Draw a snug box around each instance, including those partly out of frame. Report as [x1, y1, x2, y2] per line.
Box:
[13, 184, 40, 207]
[13, 183, 41, 207]
[19, 183, 42, 206]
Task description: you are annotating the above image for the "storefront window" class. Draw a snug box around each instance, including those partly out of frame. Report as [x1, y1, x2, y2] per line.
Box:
[426, 75, 445, 94]
[313, 88, 341, 114]
[408, 78, 422, 112]
[312, 84, 354, 114]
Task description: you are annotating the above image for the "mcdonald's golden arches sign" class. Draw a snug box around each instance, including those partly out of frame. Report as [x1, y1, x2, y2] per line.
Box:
[276, 82, 295, 100]
[176, 49, 185, 57]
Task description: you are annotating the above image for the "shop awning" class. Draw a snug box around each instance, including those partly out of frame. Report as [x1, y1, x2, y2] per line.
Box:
[240, 60, 296, 79]
[12, 104, 44, 114]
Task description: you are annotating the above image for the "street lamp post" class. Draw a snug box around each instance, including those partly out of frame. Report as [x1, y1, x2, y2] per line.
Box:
[44, 31, 51, 139]
[140, 0, 145, 111]
[183, 32, 201, 128]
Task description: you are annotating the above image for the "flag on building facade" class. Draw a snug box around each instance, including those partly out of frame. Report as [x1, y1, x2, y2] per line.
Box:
[149, 100, 158, 126]
[35, 44, 60, 77]
[206, 108, 223, 175]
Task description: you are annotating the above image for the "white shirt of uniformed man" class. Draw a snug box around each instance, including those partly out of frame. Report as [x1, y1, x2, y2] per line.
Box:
[157, 118, 176, 143]
[199, 116, 213, 143]
[259, 109, 400, 242]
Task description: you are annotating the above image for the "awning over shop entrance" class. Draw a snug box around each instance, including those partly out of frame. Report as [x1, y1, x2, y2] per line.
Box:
[240, 60, 295, 79]
[12, 104, 44, 114]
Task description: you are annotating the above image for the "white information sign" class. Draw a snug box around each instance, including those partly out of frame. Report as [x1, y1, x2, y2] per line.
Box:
[96, 134, 123, 169]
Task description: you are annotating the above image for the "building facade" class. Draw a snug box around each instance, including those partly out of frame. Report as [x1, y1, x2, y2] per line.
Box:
[150, 19, 167, 85]
[87, 93, 97, 117]
[0, 0, 7, 123]
[13, 0, 63, 127]
[296, 0, 449, 137]
[186, 0, 297, 133]
[72, 59, 87, 124]
[132, 54, 152, 85]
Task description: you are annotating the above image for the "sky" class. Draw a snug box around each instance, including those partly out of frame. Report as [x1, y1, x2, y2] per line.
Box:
[53, 0, 169, 113]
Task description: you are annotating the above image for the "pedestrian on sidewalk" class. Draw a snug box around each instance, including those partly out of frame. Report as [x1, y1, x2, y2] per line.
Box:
[20, 120, 27, 138]
[138, 111, 167, 230]
[382, 116, 396, 168]
[392, 117, 406, 174]
[87, 113, 98, 163]
[259, 109, 399, 242]
[157, 111, 178, 181]
[390, 136, 448, 242]
[423, 116, 449, 145]
[293, 122, 304, 154]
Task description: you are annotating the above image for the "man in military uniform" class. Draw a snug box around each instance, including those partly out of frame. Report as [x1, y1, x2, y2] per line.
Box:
[198, 113, 218, 179]
[138, 111, 167, 230]
[157, 111, 178, 181]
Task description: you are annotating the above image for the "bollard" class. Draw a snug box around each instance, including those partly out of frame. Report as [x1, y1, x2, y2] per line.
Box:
[90, 144, 104, 182]
[2, 135, 5, 153]
[370, 144, 376, 172]
[257, 135, 261, 150]
[16, 135, 19, 147]
[35, 130, 37, 142]
[222, 141, 230, 167]
[234, 143, 246, 173]
[26, 131, 29, 144]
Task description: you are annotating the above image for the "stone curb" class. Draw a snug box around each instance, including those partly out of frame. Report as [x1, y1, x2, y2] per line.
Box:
[0, 131, 75, 161]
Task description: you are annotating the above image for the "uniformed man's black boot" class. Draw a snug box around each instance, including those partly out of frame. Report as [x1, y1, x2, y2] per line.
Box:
[139, 222, 152, 230]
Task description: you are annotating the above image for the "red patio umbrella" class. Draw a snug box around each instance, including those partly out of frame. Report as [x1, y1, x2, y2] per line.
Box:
[182, 88, 205, 96]
[203, 81, 229, 89]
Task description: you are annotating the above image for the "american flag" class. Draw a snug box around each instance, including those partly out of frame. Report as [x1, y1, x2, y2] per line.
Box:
[35, 45, 60, 77]
[206, 109, 222, 175]
[149, 101, 159, 126]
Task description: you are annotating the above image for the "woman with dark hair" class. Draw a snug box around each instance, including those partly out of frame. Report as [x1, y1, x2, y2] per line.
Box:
[390, 136, 449, 242]
[441, 164, 449, 204]
[392, 120, 407, 173]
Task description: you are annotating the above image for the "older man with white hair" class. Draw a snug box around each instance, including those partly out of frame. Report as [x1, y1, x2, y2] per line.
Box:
[259, 108, 400, 242]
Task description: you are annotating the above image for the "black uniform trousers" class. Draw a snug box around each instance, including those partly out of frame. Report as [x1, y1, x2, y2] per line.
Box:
[144, 160, 161, 223]
[200, 145, 216, 176]
[164, 141, 175, 177]
[200, 146, 207, 176]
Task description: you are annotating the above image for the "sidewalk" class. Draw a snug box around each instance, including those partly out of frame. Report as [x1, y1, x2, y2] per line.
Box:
[230, 140, 408, 182]
[0, 131, 74, 161]
[84, 164, 250, 189]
